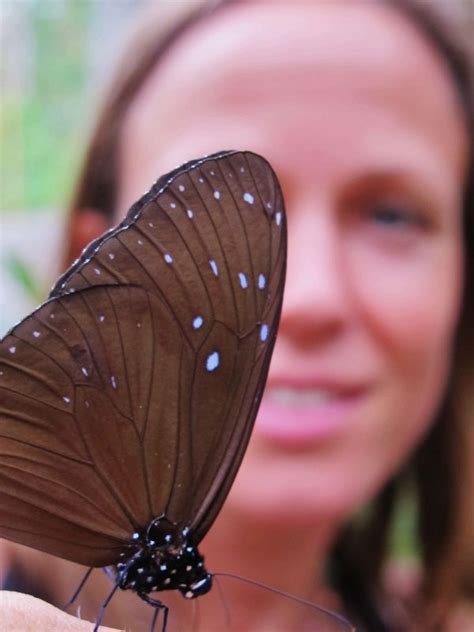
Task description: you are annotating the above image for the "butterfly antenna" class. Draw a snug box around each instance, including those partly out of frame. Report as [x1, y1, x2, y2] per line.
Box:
[213, 573, 232, 629]
[161, 605, 169, 632]
[62, 567, 94, 610]
[213, 572, 355, 632]
[93, 582, 120, 632]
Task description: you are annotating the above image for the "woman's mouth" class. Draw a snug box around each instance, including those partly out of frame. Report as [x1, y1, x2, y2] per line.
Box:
[255, 382, 367, 447]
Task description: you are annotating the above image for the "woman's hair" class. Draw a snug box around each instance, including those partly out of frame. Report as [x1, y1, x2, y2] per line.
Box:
[64, 0, 473, 628]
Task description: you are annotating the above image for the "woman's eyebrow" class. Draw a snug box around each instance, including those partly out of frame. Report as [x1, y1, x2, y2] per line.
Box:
[338, 168, 457, 212]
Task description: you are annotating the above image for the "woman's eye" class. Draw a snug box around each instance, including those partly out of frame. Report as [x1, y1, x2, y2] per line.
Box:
[368, 204, 423, 228]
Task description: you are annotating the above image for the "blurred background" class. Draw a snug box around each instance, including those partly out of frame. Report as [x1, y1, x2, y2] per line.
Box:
[1, 0, 471, 571]
[1, 0, 150, 334]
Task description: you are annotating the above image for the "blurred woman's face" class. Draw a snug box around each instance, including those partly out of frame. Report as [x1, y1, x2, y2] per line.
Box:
[118, 2, 466, 525]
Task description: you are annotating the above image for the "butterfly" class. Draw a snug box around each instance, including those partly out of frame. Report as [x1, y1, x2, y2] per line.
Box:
[0, 150, 289, 630]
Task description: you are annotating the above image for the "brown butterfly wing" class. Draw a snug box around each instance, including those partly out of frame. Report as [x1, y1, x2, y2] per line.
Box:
[0, 151, 286, 565]
[53, 150, 287, 541]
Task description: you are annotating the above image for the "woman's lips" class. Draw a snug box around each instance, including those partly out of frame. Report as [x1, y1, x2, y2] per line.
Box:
[255, 383, 367, 446]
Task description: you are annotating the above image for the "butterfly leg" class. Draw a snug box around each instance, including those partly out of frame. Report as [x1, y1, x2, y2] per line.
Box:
[93, 582, 120, 632]
[149, 605, 168, 632]
[62, 566, 94, 610]
[139, 593, 169, 632]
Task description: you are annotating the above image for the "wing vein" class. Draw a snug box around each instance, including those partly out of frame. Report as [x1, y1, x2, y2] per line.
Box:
[115, 237, 193, 348]
[164, 343, 185, 518]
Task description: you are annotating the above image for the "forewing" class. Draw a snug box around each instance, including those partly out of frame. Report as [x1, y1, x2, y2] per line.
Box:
[55, 151, 287, 543]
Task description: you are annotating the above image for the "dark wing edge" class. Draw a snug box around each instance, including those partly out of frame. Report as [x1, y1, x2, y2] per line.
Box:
[49, 150, 240, 300]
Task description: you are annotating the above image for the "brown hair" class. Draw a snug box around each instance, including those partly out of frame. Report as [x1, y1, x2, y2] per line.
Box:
[65, 0, 473, 628]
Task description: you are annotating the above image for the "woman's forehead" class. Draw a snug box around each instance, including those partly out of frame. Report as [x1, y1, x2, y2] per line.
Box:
[118, 1, 467, 213]
[128, 1, 463, 112]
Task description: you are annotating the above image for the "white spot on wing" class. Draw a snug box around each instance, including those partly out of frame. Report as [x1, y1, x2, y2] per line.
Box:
[170, 202, 176, 209]
[137, 239, 143, 245]
[108, 253, 115, 259]
[99, 315, 105, 322]
[94, 268, 101, 275]
[33, 330, 41, 338]
[178, 184, 185, 192]
[243, 192, 254, 204]
[275, 211, 282, 226]
[258, 273, 266, 289]
[8, 346, 16, 354]
[164, 253, 173, 264]
[187, 209, 193, 219]
[209, 259, 218, 276]
[81, 367, 88, 377]
[260, 323, 269, 342]
[193, 316, 204, 329]
[206, 351, 220, 372]
[199, 177, 204, 184]
[63, 396, 70, 404]
[111, 375, 117, 389]
[213, 190, 221, 200]
[238, 272, 248, 289]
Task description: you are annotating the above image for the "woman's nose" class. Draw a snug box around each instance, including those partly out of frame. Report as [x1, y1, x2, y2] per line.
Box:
[280, 207, 352, 346]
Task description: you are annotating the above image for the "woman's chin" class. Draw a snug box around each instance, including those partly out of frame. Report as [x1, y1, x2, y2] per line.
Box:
[226, 464, 356, 528]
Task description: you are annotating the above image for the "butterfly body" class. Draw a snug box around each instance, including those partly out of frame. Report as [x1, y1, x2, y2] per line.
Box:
[116, 515, 211, 600]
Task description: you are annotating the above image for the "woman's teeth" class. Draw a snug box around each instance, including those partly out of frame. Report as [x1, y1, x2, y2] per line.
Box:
[266, 387, 338, 406]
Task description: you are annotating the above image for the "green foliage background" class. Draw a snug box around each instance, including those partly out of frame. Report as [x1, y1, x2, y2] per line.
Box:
[1, 1, 90, 213]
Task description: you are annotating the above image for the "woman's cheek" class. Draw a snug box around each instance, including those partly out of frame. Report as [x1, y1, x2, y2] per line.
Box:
[352, 239, 462, 447]
[352, 229, 462, 355]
